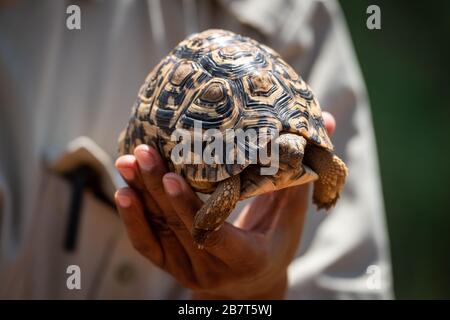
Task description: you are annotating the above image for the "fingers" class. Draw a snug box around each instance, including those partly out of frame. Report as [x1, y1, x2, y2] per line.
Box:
[115, 155, 144, 190]
[133, 145, 168, 206]
[115, 187, 163, 266]
[162, 173, 203, 227]
[134, 145, 181, 222]
[322, 111, 336, 136]
[115, 187, 198, 287]
[115, 154, 162, 215]
[116, 148, 194, 251]
[133, 146, 203, 253]
[162, 173, 264, 261]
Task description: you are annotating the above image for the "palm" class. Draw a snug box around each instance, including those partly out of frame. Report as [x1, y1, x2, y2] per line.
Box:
[234, 185, 309, 233]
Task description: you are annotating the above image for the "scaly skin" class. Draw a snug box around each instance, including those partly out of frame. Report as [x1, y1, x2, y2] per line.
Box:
[304, 145, 348, 209]
[192, 175, 241, 246]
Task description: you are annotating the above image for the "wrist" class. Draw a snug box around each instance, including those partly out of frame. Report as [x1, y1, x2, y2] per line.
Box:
[191, 272, 287, 300]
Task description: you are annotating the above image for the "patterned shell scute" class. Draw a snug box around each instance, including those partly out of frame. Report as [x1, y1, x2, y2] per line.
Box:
[120, 29, 333, 184]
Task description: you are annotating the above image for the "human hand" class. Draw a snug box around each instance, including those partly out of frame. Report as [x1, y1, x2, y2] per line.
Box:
[114, 112, 336, 299]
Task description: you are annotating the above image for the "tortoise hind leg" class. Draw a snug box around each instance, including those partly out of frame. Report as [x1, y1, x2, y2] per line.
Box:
[304, 146, 348, 210]
[192, 175, 241, 247]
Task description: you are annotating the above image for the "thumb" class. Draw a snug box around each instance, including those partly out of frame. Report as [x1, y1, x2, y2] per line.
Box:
[163, 173, 262, 260]
[322, 111, 336, 136]
[161, 173, 203, 228]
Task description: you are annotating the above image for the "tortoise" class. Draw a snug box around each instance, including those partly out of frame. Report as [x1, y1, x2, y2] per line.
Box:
[118, 29, 348, 246]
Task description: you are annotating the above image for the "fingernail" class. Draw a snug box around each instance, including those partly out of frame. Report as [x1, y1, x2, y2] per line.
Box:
[116, 192, 131, 208]
[135, 146, 155, 171]
[163, 175, 181, 197]
[118, 167, 134, 181]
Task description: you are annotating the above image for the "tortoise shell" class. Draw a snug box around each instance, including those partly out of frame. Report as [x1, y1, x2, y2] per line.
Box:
[119, 29, 332, 191]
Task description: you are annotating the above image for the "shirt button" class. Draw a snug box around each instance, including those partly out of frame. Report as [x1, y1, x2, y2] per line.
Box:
[114, 262, 136, 285]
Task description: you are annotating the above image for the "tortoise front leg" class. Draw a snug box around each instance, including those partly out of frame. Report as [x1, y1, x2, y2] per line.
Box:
[192, 175, 241, 247]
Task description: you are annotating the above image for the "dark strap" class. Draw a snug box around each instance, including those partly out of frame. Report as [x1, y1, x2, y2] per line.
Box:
[64, 166, 89, 251]
[63, 165, 116, 252]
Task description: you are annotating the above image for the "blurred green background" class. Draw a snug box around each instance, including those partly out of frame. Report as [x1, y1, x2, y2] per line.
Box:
[339, 1, 450, 298]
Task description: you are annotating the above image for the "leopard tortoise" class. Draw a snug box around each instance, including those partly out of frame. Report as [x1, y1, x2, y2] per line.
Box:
[119, 29, 348, 246]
